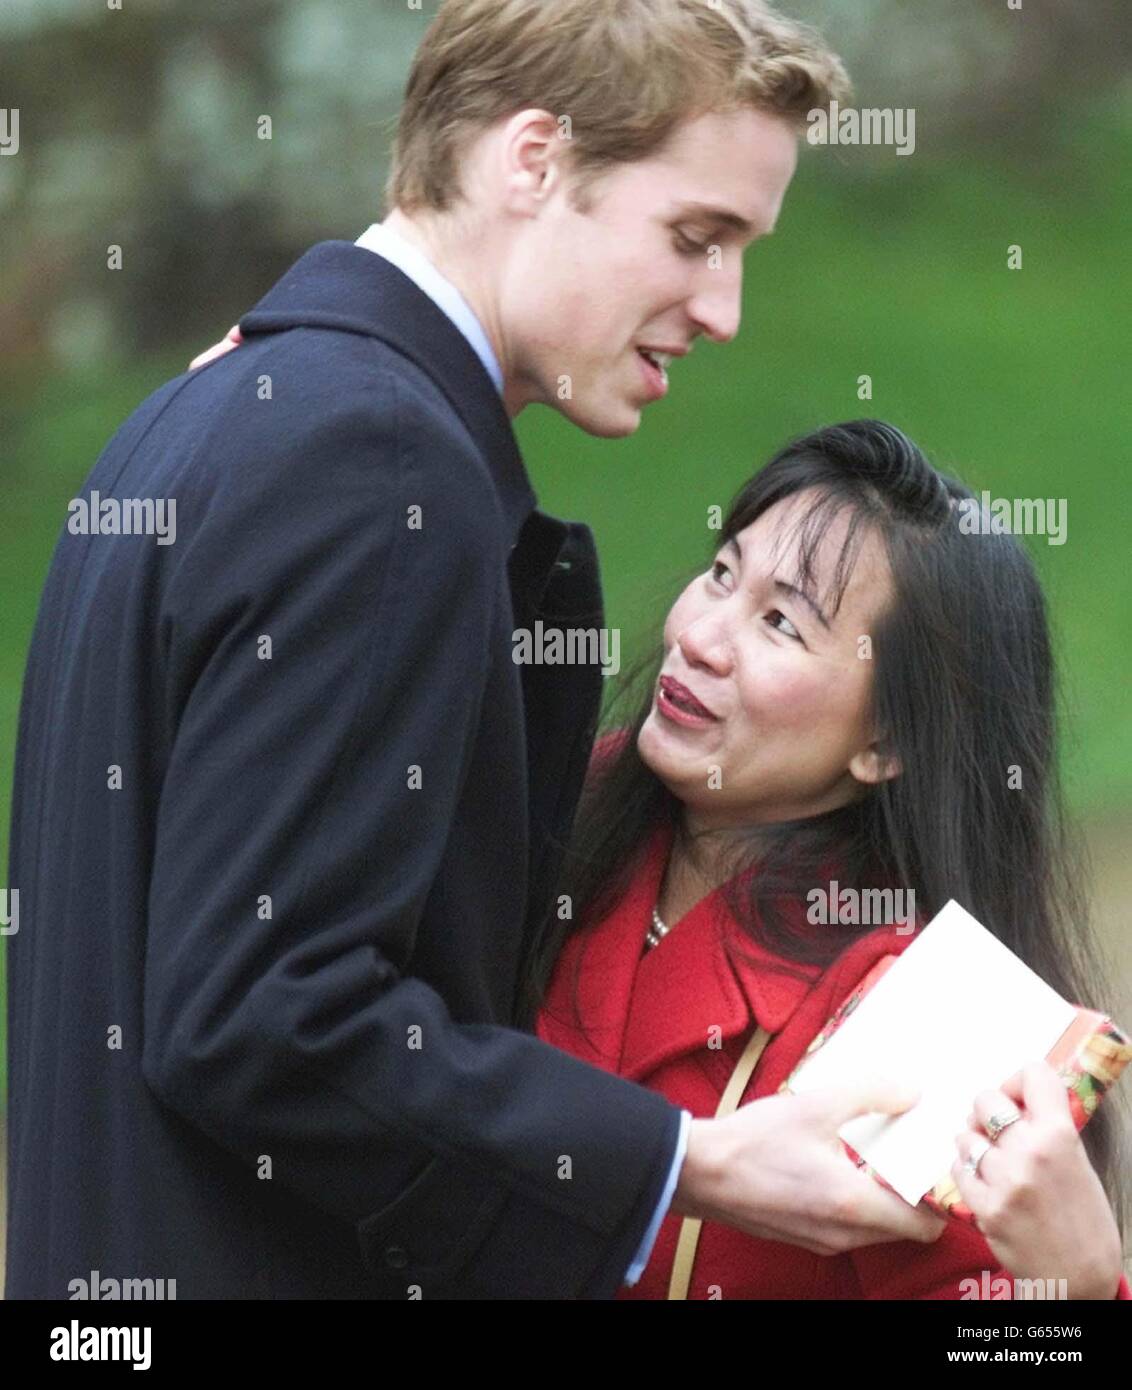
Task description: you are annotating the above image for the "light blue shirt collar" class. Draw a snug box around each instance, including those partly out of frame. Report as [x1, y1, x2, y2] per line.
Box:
[354, 221, 504, 396]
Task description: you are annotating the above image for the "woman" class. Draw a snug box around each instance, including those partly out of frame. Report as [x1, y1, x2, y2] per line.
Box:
[533, 420, 1129, 1300]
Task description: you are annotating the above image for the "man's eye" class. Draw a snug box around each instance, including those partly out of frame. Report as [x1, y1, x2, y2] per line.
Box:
[674, 230, 710, 256]
[765, 609, 802, 641]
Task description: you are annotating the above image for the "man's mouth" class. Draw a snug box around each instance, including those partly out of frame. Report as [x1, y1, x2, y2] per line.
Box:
[636, 347, 673, 400]
[637, 347, 673, 375]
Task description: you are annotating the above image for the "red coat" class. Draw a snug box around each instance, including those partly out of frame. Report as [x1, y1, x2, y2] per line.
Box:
[537, 815, 1131, 1300]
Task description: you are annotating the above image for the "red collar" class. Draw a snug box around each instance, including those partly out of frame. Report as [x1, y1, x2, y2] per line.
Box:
[538, 820, 830, 1082]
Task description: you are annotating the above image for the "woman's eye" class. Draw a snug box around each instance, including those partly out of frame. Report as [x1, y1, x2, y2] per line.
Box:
[709, 564, 804, 643]
[766, 609, 802, 641]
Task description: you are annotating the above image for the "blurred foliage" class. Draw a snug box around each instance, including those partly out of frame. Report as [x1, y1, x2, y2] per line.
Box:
[3, 0, 1131, 367]
[520, 130, 1132, 820]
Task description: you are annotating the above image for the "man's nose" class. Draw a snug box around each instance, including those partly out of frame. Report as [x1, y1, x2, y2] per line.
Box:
[687, 262, 743, 344]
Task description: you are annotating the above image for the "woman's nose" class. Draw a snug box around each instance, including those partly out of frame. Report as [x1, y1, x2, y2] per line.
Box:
[677, 613, 732, 674]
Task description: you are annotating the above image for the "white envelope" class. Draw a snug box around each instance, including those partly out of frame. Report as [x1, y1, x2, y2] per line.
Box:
[786, 899, 1078, 1205]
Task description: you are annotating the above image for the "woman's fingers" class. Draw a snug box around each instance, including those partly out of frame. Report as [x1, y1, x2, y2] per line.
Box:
[1016, 1058, 1075, 1128]
[998, 1067, 1025, 1102]
[968, 1060, 1071, 1140]
[951, 1074, 1121, 1294]
[951, 1126, 1003, 1202]
[955, 1065, 1078, 1232]
[972, 1086, 1025, 1145]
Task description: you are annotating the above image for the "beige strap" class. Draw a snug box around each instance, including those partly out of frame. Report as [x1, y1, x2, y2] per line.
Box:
[666, 1025, 773, 1300]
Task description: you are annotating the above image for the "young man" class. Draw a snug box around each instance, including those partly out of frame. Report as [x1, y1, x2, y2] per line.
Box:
[6, 0, 944, 1300]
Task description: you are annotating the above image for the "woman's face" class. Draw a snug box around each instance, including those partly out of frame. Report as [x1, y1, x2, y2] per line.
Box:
[637, 488, 899, 831]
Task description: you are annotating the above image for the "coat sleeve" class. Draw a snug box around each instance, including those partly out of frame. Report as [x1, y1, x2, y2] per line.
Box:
[140, 350, 682, 1298]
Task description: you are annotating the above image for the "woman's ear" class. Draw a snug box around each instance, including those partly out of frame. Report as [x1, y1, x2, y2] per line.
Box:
[848, 740, 902, 786]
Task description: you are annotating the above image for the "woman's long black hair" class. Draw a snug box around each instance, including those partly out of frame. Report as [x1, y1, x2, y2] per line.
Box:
[526, 419, 1125, 1234]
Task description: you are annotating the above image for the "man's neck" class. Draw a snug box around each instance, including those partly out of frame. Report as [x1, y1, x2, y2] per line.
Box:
[382, 207, 526, 417]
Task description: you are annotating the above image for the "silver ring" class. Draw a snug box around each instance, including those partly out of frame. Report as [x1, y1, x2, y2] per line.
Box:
[962, 1136, 992, 1177]
[985, 1108, 1023, 1143]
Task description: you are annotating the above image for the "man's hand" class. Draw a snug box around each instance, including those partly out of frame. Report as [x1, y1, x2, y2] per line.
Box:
[189, 324, 243, 370]
[673, 1081, 946, 1254]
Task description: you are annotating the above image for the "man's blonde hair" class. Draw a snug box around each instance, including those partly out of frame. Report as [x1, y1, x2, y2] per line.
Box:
[386, 0, 850, 214]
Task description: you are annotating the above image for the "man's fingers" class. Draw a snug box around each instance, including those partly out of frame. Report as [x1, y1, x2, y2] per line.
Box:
[188, 339, 231, 370]
[817, 1077, 922, 1128]
[189, 324, 243, 371]
[836, 1180, 947, 1248]
[810, 1081, 949, 1244]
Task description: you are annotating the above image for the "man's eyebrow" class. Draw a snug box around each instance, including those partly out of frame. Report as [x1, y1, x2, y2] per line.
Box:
[673, 201, 759, 238]
[722, 535, 831, 630]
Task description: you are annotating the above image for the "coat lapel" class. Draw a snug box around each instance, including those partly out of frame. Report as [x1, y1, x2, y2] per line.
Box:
[619, 873, 826, 1083]
[510, 511, 606, 1030]
[537, 817, 828, 1083]
[536, 822, 669, 1073]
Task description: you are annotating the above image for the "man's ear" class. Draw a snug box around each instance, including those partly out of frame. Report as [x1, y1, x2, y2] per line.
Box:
[848, 740, 902, 786]
[498, 108, 566, 214]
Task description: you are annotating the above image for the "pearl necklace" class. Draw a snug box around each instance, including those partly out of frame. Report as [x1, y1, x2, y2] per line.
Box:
[644, 905, 671, 951]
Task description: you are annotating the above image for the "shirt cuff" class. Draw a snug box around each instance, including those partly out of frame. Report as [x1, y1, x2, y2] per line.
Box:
[623, 1108, 692, 1287]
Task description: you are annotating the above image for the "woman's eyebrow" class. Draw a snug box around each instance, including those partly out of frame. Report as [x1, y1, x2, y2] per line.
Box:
[774, 579, 830, 631]
[722, 535, 831, 630]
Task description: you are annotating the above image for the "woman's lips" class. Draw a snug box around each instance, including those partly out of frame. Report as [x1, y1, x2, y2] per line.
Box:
[657, 675, 719, 728]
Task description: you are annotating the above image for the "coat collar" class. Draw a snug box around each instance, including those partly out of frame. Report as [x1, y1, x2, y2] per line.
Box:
[239, 240, 537, 546]
[539, 819, 831, 1082]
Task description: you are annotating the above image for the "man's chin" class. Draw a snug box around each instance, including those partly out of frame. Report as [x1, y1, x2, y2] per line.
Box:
[551, 394, 644, 439]
[561, 403, 642, 439]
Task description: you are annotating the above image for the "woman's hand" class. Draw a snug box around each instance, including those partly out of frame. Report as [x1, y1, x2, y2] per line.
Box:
[952, 1060, 1124, 1299]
